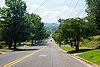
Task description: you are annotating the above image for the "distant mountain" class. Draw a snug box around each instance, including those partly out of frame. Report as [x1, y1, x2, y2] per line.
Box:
[44, 23, 59, 27]
[44, 23, 59, 33]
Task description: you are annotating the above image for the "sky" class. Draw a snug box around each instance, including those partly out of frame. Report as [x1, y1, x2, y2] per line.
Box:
[0, 0, 87, 23]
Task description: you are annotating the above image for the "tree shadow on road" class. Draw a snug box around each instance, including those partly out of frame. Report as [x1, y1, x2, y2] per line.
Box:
[12, 41, 49, 51]
[31, 42, 49, 46]
[12, 48, 39, 52]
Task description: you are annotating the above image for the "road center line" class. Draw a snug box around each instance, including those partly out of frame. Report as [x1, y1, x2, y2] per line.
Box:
[3, 47, 45, 67]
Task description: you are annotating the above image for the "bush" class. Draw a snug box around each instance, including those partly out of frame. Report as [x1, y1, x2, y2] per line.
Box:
[0, 41, 6, 49]
[81, 39, 91, 44]
[87, 36, 94, 40]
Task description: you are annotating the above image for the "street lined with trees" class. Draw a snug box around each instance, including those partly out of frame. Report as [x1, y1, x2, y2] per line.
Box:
[53, 0, 100, 50]
[0, 0, 100, 67]
[0, 0, 50, 49]
[53, 17, 96, 50]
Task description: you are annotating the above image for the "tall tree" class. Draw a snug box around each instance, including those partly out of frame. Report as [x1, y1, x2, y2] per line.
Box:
[26, 13, 50, 45]
[0, 7, 13, 49]
[32, 14, 44, 43]
[0, 0, 50, 49]
[3, 0, 27, 49]
[55, 18, 96, 50]
[86, 0, 100, 30]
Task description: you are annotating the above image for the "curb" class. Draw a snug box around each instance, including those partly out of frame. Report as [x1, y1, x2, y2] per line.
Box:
[59, 47, 67, 53]
[58, 47, 99, 67]
[74, 55, 99, 67]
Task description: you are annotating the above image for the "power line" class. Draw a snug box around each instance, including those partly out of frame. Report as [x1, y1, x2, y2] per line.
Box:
[75, 5, 86, 17]
[67, 0, 73, 18]
[33, 0, 47, 13]
[76, 4, 100, 18]
[69, 0, 80, 18]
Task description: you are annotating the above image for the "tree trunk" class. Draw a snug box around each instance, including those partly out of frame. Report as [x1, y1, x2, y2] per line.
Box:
[59, 44, 61, 47]
[8, 44, 12, 49]
[59, 41, 61, 47]
[7, 41, 12, 49]
[14, 40, 17, 49]
[35, 40, 36, 44]
[18, 42, 21, 45]
[76, 41, 79, 50]
[74, 39, 77, 47]
[6, 41, 11, 49]
[70, 40, 73, 47]
[31, 38, 33, 45]
[59, 39, 61, 47]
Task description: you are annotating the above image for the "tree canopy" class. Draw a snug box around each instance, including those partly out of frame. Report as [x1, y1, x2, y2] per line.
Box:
[86, 0, 100, 30]
[53, 17, 96, 50]
[0, 0, 50, 49]
[53, 0, 100, 50]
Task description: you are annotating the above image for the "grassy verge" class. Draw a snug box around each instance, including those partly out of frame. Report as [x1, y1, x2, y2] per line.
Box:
[0, 45, 29, 52]
[0, 47, 30, 52]
[76, 49, 100, 66]
[21, 41, 31, 46]
[61, 45, 75, 52]
[80, 36, 100, 48]
[60, 45, 100, 66]
[0, 49, 13, 52]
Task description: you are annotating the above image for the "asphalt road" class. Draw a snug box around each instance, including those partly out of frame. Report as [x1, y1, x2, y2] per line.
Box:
[0, 37, 90, 67]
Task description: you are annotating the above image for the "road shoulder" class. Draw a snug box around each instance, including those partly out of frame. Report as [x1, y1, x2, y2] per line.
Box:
[58, 46, 99, 67]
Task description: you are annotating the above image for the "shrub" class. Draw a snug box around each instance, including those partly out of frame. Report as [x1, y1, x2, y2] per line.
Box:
[0, 41, 6, 49]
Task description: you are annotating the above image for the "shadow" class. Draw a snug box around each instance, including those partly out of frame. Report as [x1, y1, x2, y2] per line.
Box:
[30, 42, 48, 46]
[96, 46, 100, 49]
[11, 48, 38, 52]
[38, 43, 49, 46]
[12, 41, 49, 51]
[67, 49, 95, 54]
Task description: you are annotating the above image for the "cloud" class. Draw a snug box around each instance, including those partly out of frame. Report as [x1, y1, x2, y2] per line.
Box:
[26, 3, 86, 23]
[27, 4, 77, 23]
[27, 4, 45, 14]
[0, 0, 5, 7]
[0, 0, 86, 23]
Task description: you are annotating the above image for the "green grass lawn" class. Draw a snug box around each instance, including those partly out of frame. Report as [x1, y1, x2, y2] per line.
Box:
[0, 49, 13, 52]
[61, 45, 75, 52]
[21, 41, 31, 46]
[77, 49, 100, 66]
[0, 47, 29, 52]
